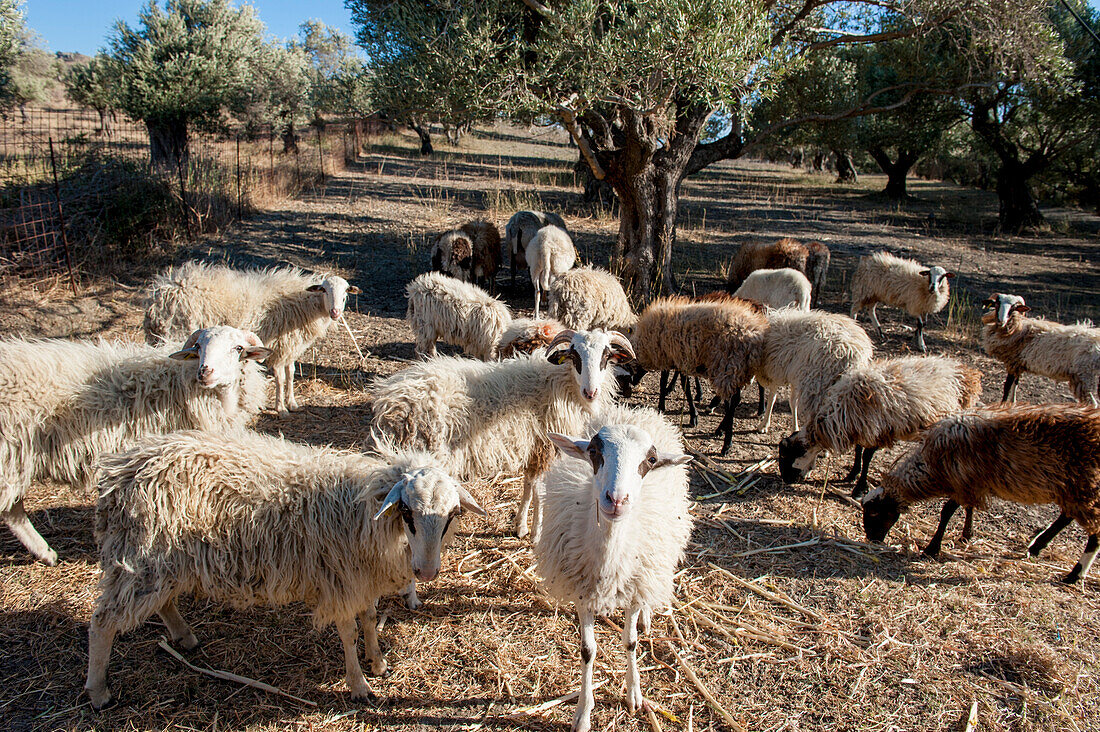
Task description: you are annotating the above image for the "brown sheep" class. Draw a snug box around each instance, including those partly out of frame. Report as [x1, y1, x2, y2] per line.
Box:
[726, 238, 809, 291]
[431, 220, 502, 293]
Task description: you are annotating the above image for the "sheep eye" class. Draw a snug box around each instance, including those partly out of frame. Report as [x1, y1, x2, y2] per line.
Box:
[647, 455, 657, 465]
[235, 345, 244, 352]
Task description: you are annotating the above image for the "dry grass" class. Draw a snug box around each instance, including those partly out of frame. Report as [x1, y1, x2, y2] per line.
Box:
[2, 123, 1099, 732]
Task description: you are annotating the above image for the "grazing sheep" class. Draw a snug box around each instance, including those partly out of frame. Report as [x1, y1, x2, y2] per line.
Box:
[732, 268, 811, 312]
[431, 220, 503, 293]
[369, 329, 634, 539]
[527, 225, 577, 319]
[539, 404, 692, 732]
[505, 210, 568, 286]
[849, 251, 954, 353]
[0, 326, 268, 565]
[143, 262, 360, 416]
[498, 317, 565, 358]
[862, 403, 1100, 584]
[755, 309, 874, 434]
[549, 266, 637, 333]
[805, 241, 831, 307]
[726, 238, 808, 291]
[631, 297, 768, 454]
[981, 293, 1100, 407]
[84, 429, 485, 709]
[778, 356, 982, 498]
[405, 272, 512, 360]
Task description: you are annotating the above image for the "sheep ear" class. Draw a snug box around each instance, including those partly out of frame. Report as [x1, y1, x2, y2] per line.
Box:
[457, 485, 487, 517]
[1014, 304, 1031, 313]
[169, 346, 199, 361]
[548, 431, 589, 459]
[347, 285, 361, 294]
[306, 284, 325, 292]
[373, 478, 407, 520]
[546, 348, 571, 365]
[607, 331, 636, 363]
[242, 346, 271, 361]
[654, 451, 692, 468]
[945, 272, 955, 279]
[918, 270, 930, 277]
[860, 486, 884, 505]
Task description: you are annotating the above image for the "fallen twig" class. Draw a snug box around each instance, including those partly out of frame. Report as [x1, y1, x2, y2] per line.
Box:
[499, 680, 608, 719]
[157, 639, 317, 707]
[708, 563, 825, 623]
[665, 642, 746, 732]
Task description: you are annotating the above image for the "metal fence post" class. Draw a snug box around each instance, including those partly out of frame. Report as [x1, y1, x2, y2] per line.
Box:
[316, 126, 325, 185]
[235, 134, 242, 220]
[47, 137, 78, 295]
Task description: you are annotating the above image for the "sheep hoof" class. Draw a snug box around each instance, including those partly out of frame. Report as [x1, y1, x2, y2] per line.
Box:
[40, 549, 58, 567]
[277, 408, 291, 419]
[349, 686, 377, 704]
[369, 658, 389, 676]
[178, 634, 200, 651]
[625, 687, 644, 714]
[687, 416, 698, 428]
[86, 686, 114, 711]
[515, 523, 530, 539]
[1062, 567, 1083, 584]
[287, 403, 301, 413]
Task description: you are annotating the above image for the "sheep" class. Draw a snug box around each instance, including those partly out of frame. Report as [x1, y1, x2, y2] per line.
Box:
[805, 241, 831, 307]
[142, 262, 360, 416]
[497, 317, 565, 359]
[726, 238, 808, 291]
[83, 429, 486, 709]
[539, 404, 693, 732]
[527, 225, 577, 319]
[549, 266, 637, 334]
[980, 293, 1100, 407]
[777, 355, 983, 498]
[754, 308, 874, 434]
[862, 403, 1100, 584]
[0, 326, 269, 566]
[405, 272, 512, 360]
[731, 268, 811, 312]
[431, 220, 503, 293]
[505, 210, 568, 286]
[368, 329, 635, 539]
[630, 297, 769, 455]
[849, 251, 954, 353]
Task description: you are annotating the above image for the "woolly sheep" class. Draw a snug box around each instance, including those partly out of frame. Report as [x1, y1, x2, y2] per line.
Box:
[142, 262, 360, 416]
[549, 266, 637, 333]
[805, 241, 831, 307]
[731, 268, 811, 312]
[778, 355, 982, 498]
[726, 238, 808, 291]
[405, 272, 512, 360]
[849, 251, 954, 353]
[754, 308, 874, 434]
[369, 329, 635, 540]
[0, 326, 268, 565]
[498, 317, 565, 359]
[505, 210, 568, 286]
[981, 293, 1100, 407]
[431, 220, 503, 293]
[862, 403, 1100, 583]
[540, 404, 692, 732]
[631, 297, 768, 454]
[84, 429, 485, 708]
[527, 225, 577, 319]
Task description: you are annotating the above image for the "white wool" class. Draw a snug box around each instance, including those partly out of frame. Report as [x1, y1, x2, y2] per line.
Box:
[527, 225, 577, 318]
[732, 268, 811, 311]
[549, 266, 637, 333]
[849, 251, 950, 319]
[405, 272, 512, 360]
[505, 210, 567, 269]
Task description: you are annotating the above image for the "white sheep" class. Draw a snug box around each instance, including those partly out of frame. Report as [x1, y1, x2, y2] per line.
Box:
[143, 262, 360, 416]
[981, 293, 1100, 407]
[732, 267, 811, 311]
[849, 251, 954, 353]
[369, 329, 634, 540]
[549, 266, 637, 333]
[777, 355, 983, 498]
[505, 210, 567, 286]
[0, 326, 269, 566]
[527, 225, 577, 319]
[497, 317, 566, 358]
[405, 272, 512, 360]
[84, 428, 485, 709]
[755, 308, 874, 434]
[539, 404, 692, 732]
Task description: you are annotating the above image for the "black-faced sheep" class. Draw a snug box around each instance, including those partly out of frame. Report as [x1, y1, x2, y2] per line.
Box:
[849, 251, 953, 353]
[431, 220, 502, 293]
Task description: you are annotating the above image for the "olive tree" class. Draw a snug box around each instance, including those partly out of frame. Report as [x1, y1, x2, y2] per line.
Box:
[0, 0, 26, 113]
[65, 55, 120, 136]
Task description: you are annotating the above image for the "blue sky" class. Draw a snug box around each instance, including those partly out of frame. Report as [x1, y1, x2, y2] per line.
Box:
[27, 0, 358, 54]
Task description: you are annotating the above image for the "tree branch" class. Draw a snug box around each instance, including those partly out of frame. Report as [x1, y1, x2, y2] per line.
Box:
[557, 97, 606, 180]
[806, 11, 961, 50]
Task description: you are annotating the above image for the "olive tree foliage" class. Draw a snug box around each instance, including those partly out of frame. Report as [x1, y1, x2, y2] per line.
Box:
[295, 21, 368, 118]
[105, 0, 267, 167]
[241, 42, 312, 152]
[65, 55, 120, 136]
[350, 0, 1065, 298]
[0, 0, 60, 123]
[0, 0, 26, 113]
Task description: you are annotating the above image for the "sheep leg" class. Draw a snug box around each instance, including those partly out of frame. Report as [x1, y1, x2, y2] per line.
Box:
[273, 363, 288, 416]
[913, 315, 927, 353]
[572, 608, 597, 732]
[694, 377, 703, 402]
[285, 363, 300, 412]
[840, 447, 863, 483]
[921, 499, 961, 558]
[3, 498, 57, 566]
[534, 285, 542, 320]
[157, 599, 198, 650]
[959, 506, 975, 543]
[335, 616, 373, 701]
[531, 489, 543, 543]
[657, 370, 672, 413]
[851, 447, 877, 499]
[358, 601, 387, 676]
[399, 580, 422, 610]
[680, 372, 698, 428]
[1071, 378, 1099, 408]
[515, 476, 537, 538]
[1002, 373, 1019, 403]
[869, 304, 884, 340]
[1027, 511, 1073, 557]
[717, 392, 741, 456]
[757, 389, 780, 433]
[1064, 534, 1099, 584]
[790, 388, 799, 432]
[84, 608, 120, 710]
[622, 605, 643, 714]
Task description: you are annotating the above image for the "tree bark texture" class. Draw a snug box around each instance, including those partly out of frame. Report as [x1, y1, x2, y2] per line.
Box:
[833, 149, 858, 183]
[867, 146, 920, 199]
[281, 121, 299, 154]
[146, 116, 189, 168]
[409, 119, 433, 155]
[971, 97, 1047, 233]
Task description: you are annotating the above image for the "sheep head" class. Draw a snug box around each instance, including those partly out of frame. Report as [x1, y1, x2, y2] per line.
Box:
[983, 293, 1030, 328]
[918, 266, 955, 294]
[307, 275, 360, 321]
[373, 466, 486, 582]
[777, 431, 822, 484]
[170, 326, 270, 389]
[548, 425, 690, 522]
[546, 329, 635, 406]
[860, 485, 902, 543]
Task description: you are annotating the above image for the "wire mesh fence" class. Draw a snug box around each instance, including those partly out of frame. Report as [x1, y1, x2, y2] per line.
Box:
[0, 106, 375, 290]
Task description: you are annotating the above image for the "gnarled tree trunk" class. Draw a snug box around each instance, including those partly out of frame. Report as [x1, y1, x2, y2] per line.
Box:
[972, 96, 1048, 233]
[833, 149, 858, 183]
[146, 116, 189, 168]
[867, 146, 920, 200]
[409, 117, 433, 155]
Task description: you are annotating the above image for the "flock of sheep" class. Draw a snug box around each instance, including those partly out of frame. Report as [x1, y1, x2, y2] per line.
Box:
[1, 207, 1099, 729]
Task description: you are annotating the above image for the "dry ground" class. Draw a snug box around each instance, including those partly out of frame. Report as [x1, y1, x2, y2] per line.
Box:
[1, 125, 1099, 732]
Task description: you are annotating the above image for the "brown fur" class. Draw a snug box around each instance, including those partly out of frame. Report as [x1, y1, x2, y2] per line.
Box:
[462, 220, 502, 285]
[727, 238, 809, 290]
